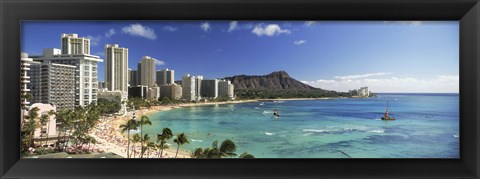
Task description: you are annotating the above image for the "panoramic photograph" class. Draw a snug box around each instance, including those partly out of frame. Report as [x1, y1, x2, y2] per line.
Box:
[20, 21, 459, 158]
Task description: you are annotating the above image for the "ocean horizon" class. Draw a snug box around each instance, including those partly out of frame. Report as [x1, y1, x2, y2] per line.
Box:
[143, 93, 459, 158]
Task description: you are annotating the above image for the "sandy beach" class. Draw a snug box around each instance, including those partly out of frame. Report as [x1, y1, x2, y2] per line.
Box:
[90, 99, 259, 158]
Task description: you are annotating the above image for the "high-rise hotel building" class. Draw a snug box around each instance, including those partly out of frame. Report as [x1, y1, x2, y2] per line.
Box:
[201, 79, 219, 98]
[218, 79, 234, 98]
[156, 68, 174, 86]
[21, 53, 33, 108]
[160, 84, 182, 100]
[31, 34, 103, 107]
[129, 69, 138, 86]
[182, 74, 203, 101]
[140, 56, 157, 87]
[61, 33, 90, 55]
[104, 44, 128, 93]
[29, 60, 76, 110]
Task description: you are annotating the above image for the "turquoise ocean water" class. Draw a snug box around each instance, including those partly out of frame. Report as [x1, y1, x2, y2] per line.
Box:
[143, 93, 459, 158]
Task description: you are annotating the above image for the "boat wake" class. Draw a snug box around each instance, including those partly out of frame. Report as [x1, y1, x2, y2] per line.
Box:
[191, 139, 203, 142]
[302, 127, 385, 134]
[368, 129, 385, 133]
[264, 132, 275, 136]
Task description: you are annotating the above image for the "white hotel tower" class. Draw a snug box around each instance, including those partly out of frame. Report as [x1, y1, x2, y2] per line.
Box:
[105, 44, 128, 93]
[61, 33, 90, 55]
[31, 34, 103, 107]
[140, 56, 157, 87]
[20, 52, 33, 108]
[182, 74, 203, 101]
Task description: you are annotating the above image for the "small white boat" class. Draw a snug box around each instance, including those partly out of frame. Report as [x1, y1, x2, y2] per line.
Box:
[259, 102, 265, 105]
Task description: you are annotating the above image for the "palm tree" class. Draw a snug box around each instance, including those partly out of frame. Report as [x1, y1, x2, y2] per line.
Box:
[191, 139, 241, 159]
[239, 152, 255, 158]
[138, 115, 152, 158]
[132, 133, 141, 158]
[155, 142, 169, 158]
[38, 113, 49, 146]
[23, 107, 40, 148]
[173, 133, 189, 158]
[191, 148, 205, 158]
[56, 109, 73, 150]
[156, 128, 173, 157]
[43, 110, 56, 146]
[140, 133, 150, 158]
[210, 139, 237, 158]
[219, 139, 237, 158]
[120, 119, 138, 158]
[146, 141, 156, 158]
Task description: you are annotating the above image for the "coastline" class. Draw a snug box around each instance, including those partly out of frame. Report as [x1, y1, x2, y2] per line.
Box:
[257, 97, 339, 101]
[90, 99, 259, 158]
[90, 97, 343, 158]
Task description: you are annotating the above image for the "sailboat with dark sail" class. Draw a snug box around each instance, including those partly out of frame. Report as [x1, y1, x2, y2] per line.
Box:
[381, 97, 396, 120]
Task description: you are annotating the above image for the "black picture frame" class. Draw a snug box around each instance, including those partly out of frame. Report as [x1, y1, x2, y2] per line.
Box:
[1, 0, 479, 178]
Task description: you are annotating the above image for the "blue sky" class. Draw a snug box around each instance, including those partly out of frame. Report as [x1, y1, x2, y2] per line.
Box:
[21, 21, 459, 93]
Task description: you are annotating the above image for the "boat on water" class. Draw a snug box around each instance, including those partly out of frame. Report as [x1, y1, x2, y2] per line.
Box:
[381, 97, 396, 120]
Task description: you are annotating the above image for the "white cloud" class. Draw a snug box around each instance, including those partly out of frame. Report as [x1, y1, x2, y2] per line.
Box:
[85, 35, 102, 46]
[105, 28, 116, 38]
[228, 21, 238, 32]
[154, 59, 165, 66]
[304, 21, 317, 26]
[252, 24, 291, 37]
[122, 24, 157, 40]
[163, 26, 178, 32]
[334, 72, 391, 80]
[200, 22, 211, 32]
[302, 73, 459, 93]
[294, 40, 307, 45]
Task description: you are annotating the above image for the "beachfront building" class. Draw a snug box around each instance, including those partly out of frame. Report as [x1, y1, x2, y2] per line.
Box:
[137, 62, 142, 86]
[182, 74, 203, 101]
[104, 44, 129, 112]
[147, 85, 160, 100]
[31, 47, 103, 107]
[104, 44, 128, 93]
[129, 85, 148, 99]
[130, 70, 138, 86]
[156, 68, 174, 86]
[160, 84, 183, 100]
[29, 60, 76, 110]
[218, 79, 235, 99]
[358, 86, 370, 97]
[21, 52, 34, 108]
[29, 103, 57, 144]
[201, 79, 219, 99]
[129, 69, 138, 86]
[140, 56, 156, 87]
[61, 33, 90, 55]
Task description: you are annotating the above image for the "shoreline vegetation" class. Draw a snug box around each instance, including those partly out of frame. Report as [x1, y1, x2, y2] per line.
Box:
[23, 97, 342, 158]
